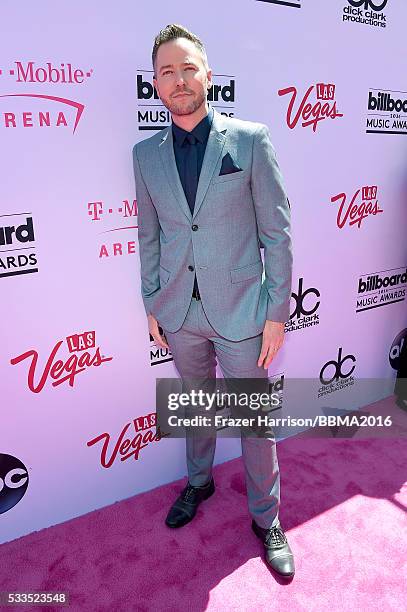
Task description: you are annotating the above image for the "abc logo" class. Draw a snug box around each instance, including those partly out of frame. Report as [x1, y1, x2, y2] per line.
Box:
[389, 328, 407, 370]
[0, 454, 29, 514]
[348, 0, 387, 10]
[290, 278, 320, 319]
[320, 347, 356, 385]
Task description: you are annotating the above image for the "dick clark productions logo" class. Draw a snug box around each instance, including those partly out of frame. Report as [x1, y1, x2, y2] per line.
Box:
[318, 347, 356, 398]
[0, 454, 29, 515]
[10, 330, 113, 393]
[285, 277, 320, 333]
[343, 0, 388, 29]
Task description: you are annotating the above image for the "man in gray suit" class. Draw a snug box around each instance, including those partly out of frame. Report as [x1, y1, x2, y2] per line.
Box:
[133, 24, 294, 578]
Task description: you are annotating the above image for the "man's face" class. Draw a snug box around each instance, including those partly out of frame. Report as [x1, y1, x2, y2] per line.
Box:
[153, 37, 212, 116]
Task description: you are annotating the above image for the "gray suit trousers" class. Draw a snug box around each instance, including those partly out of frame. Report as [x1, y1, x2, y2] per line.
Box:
[162, 295, 281, 529]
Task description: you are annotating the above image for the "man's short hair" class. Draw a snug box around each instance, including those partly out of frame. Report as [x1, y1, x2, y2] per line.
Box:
[152, 23, 208, 76]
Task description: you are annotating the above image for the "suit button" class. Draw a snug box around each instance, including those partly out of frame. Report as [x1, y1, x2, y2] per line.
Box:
[188, 265, 194, 272]
[192, 224, 198, 231]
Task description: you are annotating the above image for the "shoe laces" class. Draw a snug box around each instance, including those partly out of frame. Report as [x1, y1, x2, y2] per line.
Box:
[182, 483, 199, 503]
[265, 525, 287, 547]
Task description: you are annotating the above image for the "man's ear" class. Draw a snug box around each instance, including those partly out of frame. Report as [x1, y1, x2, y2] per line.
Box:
[206, 68, 213, 90]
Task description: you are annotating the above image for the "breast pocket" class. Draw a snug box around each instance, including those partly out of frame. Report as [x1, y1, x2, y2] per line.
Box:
[212, 168, 249, 184]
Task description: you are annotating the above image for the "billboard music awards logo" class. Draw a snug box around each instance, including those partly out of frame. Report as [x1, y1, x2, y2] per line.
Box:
[318, 347, 356, 398]
[150, 326, 173, 366]
[389, 328, 407, 370]
[214, 373, 284, 431]
[10, 330, 113, 393]
[285, 277, 320, 333]
[342, 0, 388, 29]
[330, 185, 383, 230]
[0, 454, 29, 515]
[136, 71, 236, 131]
[278, 83, 343, 132]
[355, 267, 406, 313]
[0, 213, 38, 278]
[366, 90, 407, 135]
[0, 61, 91, 133]
[87, 412, 166, 468]
[87, 198, 138, 259]
[264, 373, 284, 415]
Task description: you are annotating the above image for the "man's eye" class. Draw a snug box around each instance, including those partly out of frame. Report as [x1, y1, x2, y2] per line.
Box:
[185, 66, 195, 71]
[162, 70, 172, 76]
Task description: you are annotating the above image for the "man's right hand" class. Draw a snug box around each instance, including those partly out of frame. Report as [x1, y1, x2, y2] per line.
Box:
[148, 313, 169, 349]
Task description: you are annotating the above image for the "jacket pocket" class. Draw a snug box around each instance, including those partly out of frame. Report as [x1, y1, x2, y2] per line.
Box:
[212, 168, 248, 184]
[230, 260, 263, 283]
[159, 264, 171, 285]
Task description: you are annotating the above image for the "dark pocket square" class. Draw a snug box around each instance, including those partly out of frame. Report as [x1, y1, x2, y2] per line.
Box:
[219, 152, 243, 175]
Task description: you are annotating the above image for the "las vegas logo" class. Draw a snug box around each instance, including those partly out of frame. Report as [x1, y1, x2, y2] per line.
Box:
[278, 83, 343, 132]
[331, 185, 383, 229]
[87, 412, 166, 467]
[10, 330, 112, 393]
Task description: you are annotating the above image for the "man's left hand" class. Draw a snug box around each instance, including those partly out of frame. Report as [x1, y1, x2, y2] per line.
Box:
[257, 320, 285, 369]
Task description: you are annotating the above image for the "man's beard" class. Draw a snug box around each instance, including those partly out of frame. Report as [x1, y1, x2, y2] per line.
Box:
[161, 89, 206, 116]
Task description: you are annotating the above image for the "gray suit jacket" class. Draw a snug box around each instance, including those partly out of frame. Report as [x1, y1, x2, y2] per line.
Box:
[132, 107, 292, 341]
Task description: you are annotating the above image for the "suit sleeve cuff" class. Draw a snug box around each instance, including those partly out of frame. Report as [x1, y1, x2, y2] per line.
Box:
[266, 300, 290, 324]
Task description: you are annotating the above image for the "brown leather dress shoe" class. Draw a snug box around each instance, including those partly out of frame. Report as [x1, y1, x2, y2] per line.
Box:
[252, 519, 295, 577]
[165, 478, 215, 528]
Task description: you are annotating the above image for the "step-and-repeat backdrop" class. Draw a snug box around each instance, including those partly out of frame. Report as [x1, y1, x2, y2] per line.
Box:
[1, 0, 406, 543]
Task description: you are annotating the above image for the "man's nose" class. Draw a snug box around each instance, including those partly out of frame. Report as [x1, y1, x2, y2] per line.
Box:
[175, 71, 186, 86]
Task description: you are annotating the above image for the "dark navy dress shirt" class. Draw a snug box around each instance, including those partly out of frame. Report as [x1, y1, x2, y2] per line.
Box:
[172, 106, 214, 297]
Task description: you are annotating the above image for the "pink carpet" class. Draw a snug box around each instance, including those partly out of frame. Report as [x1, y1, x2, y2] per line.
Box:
[1, 396, 406, 612]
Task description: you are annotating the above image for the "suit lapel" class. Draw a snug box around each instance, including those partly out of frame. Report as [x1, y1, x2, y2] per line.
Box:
[158, 107, 227, 222]
[158, 126, 192, 221]
[192, 110, 227, 220]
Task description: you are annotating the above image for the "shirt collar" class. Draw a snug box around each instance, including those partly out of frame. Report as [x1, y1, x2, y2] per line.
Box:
[172, 105, 214, 146]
